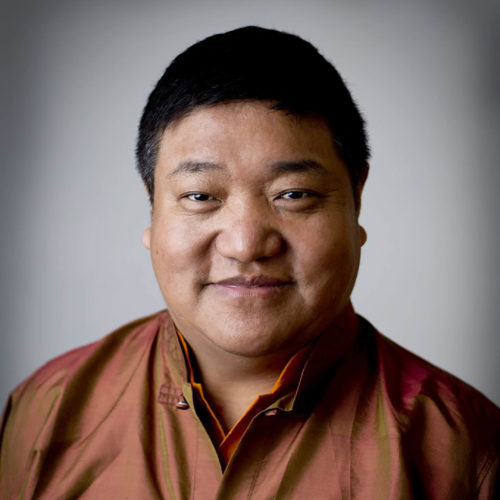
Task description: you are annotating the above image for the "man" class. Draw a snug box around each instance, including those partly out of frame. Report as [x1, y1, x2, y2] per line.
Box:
[0, 26, 498, 499]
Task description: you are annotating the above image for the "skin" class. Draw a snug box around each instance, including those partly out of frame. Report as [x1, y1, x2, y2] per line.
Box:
[143, 101, 367, 428]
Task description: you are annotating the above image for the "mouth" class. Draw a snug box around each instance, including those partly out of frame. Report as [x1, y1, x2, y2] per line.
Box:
[207, 275, 294, 297]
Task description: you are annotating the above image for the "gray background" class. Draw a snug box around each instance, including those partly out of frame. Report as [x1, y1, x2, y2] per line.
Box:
[1, 0, 499, 407]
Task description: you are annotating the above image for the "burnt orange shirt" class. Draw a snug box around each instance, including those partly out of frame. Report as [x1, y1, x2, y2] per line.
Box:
[0, 310, 499, 498]
[177, 330, 311, 466]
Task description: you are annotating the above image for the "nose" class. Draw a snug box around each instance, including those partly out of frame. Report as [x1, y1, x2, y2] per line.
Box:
[215, 205, 285, 263]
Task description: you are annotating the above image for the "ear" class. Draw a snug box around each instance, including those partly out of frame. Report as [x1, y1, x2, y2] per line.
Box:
[142, 227, 151, 250]
[354, 163, 369, 217]
[358, 225, 367, 246]
[355, 164, 369, 247]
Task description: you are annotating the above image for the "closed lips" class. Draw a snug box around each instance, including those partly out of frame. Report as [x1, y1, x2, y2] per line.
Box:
[212, 276, 293, 287]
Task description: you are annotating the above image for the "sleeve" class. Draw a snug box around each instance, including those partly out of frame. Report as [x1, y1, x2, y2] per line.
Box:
[0, 395, 12, 454]
[0, 383, 61, 498]
[0, 395, 12, 443]
[0, 394, 19, 498]
[477, 457, 499, 500]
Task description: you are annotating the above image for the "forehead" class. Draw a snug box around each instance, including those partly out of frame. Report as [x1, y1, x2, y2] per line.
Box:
[156, 101, 346, 181]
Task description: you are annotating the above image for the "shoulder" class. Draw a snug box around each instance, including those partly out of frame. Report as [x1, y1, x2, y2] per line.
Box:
[361, 318, 499, 494]
[9, 310, 166, 403]
[368, 321, 499, 428]
[0, 310, 169, 490]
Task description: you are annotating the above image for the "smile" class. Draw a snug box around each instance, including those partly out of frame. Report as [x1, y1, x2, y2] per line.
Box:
[208, 275, 293, 297]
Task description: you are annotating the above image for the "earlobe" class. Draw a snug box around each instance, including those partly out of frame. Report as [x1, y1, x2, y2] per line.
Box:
[359, 225, 367, 246]
[142, 227, 152, 250]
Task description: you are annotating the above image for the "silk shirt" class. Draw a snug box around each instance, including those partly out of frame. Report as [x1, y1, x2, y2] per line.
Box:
[0, 310, 498, 499]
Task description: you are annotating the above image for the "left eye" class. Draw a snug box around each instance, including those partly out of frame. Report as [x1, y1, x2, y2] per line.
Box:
[279, 191, 311, 200]
[186, 193, 215, 202]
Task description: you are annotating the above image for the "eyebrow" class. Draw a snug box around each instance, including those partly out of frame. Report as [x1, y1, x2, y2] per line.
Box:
[268, 159, 329, 176]
[168, 161, 223, 177]
[169, 158, 329, 178]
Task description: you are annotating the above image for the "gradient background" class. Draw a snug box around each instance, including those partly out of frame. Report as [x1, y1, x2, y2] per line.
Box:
[1, 0, 499, 407]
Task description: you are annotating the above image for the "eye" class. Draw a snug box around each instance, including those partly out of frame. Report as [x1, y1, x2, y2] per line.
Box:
[279, 190, 311, 200]
[179, 191, 220, 213]
[185, 192, 216, 202]
[273, 189, 324, 211]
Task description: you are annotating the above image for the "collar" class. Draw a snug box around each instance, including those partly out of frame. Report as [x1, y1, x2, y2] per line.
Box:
[158, 303, 362, 414]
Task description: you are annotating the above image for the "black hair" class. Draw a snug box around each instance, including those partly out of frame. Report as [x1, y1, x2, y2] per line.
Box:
[136, 26, 369, 203]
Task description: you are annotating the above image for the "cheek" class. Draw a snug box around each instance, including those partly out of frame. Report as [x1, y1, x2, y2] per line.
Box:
[151, 218, 197, 278]
[149, 221, 205, 312]
[293, 218, 360, 287]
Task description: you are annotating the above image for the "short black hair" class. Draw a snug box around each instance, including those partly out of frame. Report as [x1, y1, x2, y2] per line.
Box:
[136, 26, 370, 203]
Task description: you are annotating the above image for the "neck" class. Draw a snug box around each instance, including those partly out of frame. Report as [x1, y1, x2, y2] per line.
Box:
[175, 304, 358, 430]
[191, 345, 292, 430]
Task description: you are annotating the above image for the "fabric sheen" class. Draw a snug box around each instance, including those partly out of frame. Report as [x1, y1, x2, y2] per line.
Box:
[0, 310, 498, 499]
[177, 329, 311, 467]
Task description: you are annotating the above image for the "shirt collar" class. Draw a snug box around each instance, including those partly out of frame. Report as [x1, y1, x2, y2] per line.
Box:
[159, 303, 362, 413]
[277, 304, 361, 413]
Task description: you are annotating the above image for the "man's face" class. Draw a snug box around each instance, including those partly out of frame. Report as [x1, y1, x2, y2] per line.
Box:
[144, 101, 366, 359]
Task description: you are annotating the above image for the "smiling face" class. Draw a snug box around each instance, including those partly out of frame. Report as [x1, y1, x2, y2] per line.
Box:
[144, 101, 366, 361]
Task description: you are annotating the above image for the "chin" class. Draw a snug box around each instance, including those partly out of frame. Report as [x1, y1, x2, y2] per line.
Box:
[203, 318, 305, 359]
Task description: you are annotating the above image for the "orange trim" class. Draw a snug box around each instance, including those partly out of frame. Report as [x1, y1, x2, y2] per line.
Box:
[176, 331, 226, 442]
[218, 346, 310, 464]
[176, 330, 310, 466]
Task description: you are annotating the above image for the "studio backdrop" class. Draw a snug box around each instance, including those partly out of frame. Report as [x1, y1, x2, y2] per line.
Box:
[1, 0, 499, 406]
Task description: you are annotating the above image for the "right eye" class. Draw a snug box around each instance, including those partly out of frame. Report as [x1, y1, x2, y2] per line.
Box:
[179, 191, 221, 213]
